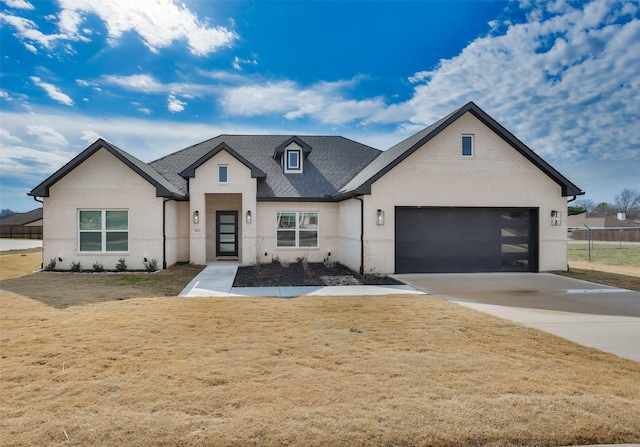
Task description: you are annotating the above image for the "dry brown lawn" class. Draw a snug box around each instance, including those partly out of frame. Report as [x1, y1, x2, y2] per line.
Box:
[1, 251, 640, 446]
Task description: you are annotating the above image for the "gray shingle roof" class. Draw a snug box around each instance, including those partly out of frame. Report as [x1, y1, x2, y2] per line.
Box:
[338, 102, 584, 198]
[149, 135, 381, 199]
[29, 102, 583, 203]
[29, 139, 184, 199]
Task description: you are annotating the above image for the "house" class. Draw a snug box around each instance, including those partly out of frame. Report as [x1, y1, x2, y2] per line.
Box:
[0, 208, 43, 239]
[29, 102, 583, 274]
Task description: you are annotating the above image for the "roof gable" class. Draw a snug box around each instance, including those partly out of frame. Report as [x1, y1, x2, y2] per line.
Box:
[29, 139, 184, 199]
[339, 102, 584, 198]
[179, 142, 267, 179]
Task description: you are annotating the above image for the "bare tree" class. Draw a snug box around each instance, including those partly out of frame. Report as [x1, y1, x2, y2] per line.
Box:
[0, 209, 17, 219]
[613, 188, 640, 218]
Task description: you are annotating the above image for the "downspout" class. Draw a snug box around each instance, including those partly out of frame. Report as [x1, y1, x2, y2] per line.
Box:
[567, 195, 577, 203]
[162, 199, 170, 270]
[353, 195, 364, 275]
[32, 196, 44, 269]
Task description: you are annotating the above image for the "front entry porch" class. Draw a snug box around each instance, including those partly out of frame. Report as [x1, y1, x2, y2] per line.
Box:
[206, 193, 242, 262]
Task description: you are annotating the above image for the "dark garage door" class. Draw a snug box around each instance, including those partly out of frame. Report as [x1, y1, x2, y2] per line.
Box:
[395, 207, 538, 274]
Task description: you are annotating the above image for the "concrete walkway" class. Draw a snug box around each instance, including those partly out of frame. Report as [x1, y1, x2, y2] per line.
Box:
[0, 238, 42, 251]
[179, 263, 424, 298]
[395, 273, 640, 362]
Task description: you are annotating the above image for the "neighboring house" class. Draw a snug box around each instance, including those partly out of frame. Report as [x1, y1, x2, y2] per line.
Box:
[29, 102, 583, 274]
[567, 212, 637, 229]
[0, 208, 43, 239]
[568, 212, 640, 242]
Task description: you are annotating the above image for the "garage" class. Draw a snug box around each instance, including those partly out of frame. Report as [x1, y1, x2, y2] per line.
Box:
[395, 207, 538, 273]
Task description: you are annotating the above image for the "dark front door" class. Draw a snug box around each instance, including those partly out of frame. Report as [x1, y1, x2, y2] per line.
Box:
[216, 211, 238, 257]
[395, 207, 538, 274]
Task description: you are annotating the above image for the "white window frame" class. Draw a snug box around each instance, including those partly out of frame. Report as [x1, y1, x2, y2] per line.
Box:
[284, 148, 303, 173]
[462, 135, 474, 157]
[276, 211, 319, 248]
[78, 209, 129, 253]
[218, 164, 229, 183]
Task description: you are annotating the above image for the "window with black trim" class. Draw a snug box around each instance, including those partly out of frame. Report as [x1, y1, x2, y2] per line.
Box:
[462, 135, 474, 157]
[276, 212, 318, 247]
[79, 209, 128, 252]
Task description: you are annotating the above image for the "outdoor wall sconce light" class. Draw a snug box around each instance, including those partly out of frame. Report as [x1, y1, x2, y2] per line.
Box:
[551, 210, 562, 226]
[193, 210, 199, 224]
[376, 209, 385, 225]
[246, 210, 252, 224]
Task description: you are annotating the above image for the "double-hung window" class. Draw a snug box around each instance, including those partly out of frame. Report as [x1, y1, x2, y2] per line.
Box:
[79, 210, 128, 252]
[276, 212, 318, 248]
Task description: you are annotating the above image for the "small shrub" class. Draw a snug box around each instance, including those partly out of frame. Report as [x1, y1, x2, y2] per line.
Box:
[92, 261, 104, 272]
[323, 256, 336, 268]
[296, 256, 310, 272]
[44, 258, 56, 271]
[70, 261, 82, 272]
[271, 255, 280, 265]
[144, 258, 158, 273]
[115, 258, 127, 272]
[365, 267, 384, 278]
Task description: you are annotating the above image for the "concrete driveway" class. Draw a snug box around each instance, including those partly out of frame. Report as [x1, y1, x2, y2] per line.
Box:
[394, 273, 640, 362]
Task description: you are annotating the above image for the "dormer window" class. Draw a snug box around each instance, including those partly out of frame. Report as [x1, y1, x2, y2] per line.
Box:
[286, 148, 301, 172]
[274, 137, 311, 174]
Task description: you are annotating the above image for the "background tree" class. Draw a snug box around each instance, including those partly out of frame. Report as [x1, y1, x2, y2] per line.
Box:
[595, 202, 612, 214]
[574, 199, 597, 214]
[0, 209, 17, 219]
[568, 205, 586, 215]
[613, 188, 640, 219]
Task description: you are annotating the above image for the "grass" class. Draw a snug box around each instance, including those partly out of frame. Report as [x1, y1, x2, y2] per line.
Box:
[0, 252, 204, 308]
[568, 242, 640, 267]
[560, 268, 640, 291]
[1, 250, 640, 446]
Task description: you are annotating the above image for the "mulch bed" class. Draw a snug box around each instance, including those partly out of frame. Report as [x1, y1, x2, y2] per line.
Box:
[232, 261, 404, 287]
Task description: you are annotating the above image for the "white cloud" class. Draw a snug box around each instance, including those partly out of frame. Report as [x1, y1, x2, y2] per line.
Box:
[232, 56, 258, 70]
[101, 73, 211, 97]
[401, 0, 640, 164]
[26, 125, 68, 146]
[219, 78, 394, 125]
[0, 12, 65, 50]
[2, 0, 34, 9]
[1, 0, 235, 56]
[80, 130, 103, 144]
[167, 95, 186, 113]
[57, 0, 237, 56]
[30, 76, 74, 106]
[102, 74, 165, 93]
[0, 128, 22, 144]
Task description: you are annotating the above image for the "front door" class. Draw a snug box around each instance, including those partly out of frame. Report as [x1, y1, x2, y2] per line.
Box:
[216, 211, 238, 257]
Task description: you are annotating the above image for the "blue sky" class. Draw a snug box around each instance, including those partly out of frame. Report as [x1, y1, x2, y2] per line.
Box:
[1, 0, 638, 212]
